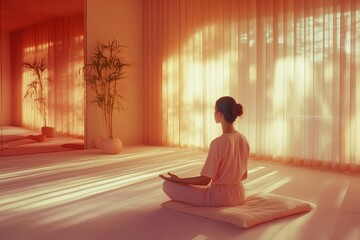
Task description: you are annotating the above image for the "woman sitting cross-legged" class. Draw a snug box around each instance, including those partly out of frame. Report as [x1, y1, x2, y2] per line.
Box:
[159, 96, 250, 207]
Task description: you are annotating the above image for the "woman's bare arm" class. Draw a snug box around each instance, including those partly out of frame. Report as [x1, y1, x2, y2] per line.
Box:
[159, 172, 211, 186]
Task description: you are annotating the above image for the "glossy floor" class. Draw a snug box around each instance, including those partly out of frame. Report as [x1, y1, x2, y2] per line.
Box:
[1, 146, 359, 240]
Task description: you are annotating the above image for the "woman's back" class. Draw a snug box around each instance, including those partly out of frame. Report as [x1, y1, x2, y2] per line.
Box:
[201, 132, 250, 206]
[201, 132, 249, 185]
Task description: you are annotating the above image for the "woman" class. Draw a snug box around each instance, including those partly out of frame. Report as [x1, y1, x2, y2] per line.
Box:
[159, 96, 250, 207]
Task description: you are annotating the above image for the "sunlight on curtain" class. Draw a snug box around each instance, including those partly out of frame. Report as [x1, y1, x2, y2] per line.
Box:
[143, 0, 360, 173]
[11, 17, 84, 137]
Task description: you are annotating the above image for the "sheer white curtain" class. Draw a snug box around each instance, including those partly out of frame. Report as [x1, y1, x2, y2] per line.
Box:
[11, 17, 84, 137]
[143, 0, 360, 173]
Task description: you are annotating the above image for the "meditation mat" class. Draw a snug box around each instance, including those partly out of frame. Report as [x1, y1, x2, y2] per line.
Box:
[162, 193, 314, 228]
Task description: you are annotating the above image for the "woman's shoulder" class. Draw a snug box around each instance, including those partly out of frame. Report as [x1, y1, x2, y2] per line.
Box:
[219, 132, 249, 146]
[237, 132, 248, 141]
[212, 132, 241, 143]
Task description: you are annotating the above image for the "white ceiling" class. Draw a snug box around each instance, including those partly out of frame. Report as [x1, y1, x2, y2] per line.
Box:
[1, 0, 84, 32]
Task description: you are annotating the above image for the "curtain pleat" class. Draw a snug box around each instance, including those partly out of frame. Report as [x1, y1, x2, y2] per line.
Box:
[143, 0, 360, 173]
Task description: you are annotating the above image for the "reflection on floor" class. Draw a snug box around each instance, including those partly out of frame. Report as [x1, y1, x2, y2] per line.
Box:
[0, 146, 359, 240]
[0, 126, 84, 156]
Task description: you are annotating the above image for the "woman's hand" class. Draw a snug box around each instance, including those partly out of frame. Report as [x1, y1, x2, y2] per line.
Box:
[159, 172, 182, 183]
[159, 173, 211, 186]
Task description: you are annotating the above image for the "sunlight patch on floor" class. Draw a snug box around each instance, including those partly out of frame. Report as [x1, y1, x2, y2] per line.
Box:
[0, 148, 205, 228]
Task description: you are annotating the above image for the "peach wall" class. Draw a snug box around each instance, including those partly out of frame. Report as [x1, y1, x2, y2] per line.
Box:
[86, 0, 143, 148]
[1, 31, 11, 125]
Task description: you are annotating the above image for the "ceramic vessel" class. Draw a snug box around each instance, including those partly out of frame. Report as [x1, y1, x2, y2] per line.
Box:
[101, 138, 123, 154]
[41, 126, 55, 138]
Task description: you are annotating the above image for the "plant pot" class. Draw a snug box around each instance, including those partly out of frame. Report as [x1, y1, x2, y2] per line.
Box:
[101, 138, 123, 154]
[41, 126, 56, 138]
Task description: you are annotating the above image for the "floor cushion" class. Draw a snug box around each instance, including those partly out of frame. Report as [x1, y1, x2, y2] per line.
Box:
[162, 193, 315, 228]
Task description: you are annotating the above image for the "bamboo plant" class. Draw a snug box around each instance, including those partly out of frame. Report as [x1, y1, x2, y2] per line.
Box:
[83, 39, 131, 139]
[22, 58, 49, 127]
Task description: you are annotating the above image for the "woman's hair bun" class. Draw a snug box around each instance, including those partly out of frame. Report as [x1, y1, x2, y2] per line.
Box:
[232, 103, 243, 117]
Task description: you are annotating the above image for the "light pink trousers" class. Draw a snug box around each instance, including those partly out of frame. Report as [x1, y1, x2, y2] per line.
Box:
[162, 181, 245, 207]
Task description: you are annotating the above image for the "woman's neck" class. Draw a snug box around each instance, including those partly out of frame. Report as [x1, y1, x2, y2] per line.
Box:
[221, 123, 236, 133]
